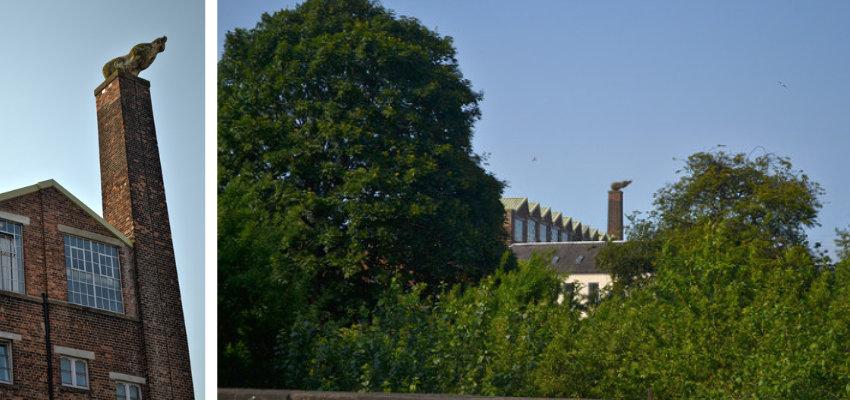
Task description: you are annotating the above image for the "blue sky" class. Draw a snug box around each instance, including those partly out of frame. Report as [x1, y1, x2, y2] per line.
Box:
[1, 1, 204, 397]
[220, 0, 850, 257]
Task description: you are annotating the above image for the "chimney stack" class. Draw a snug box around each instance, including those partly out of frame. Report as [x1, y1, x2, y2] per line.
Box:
[608, 190, 623, 240]
[95, 71, 194, 399]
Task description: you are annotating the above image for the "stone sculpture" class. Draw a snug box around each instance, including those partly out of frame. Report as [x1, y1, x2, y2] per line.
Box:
[611, 180, 632, 191]
[102, 36, 167, 79]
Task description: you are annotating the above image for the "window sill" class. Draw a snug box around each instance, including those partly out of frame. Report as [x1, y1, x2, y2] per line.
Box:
[59, 384, 90, 393]
[0, 381, 19, 390]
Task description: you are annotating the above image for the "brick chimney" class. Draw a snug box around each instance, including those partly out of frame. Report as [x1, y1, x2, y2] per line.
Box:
[95, 71, 194, 399]
[608, 190, 623, 240]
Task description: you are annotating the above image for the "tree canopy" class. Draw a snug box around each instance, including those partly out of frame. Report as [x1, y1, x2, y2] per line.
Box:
[655, 150, 822, 247]
[218, 0, 509, 387]
[598, 150, 824, 292]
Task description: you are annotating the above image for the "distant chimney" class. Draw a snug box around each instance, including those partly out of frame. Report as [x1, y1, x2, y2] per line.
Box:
[608, 190, 623, 240]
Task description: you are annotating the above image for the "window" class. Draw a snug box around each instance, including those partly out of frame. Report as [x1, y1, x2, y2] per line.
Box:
[588, 282, 599, 295]
[541, 225, 549, 242]
[117, 382, 142, 400]
[551, 228, 559, 242]
[513, 219, 524, 242]
[60, 356, 88, 389]
[0, 220, 23, 293]
[0, 342, 11, 384]
[528, 221, 537, 243]
[64, 235, 124, 313]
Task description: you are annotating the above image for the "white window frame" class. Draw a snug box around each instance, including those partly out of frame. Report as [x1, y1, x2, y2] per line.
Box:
[0, 341, 12, 384]
[0, 219, 24, 294]
[60, 356, 89, 389]
[116, 381, 143, 400]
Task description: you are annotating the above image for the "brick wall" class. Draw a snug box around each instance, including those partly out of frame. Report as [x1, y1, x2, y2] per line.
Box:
[95, 71, 193, 399]
[0, 186, 146, 399]
[607, 191, 623, 241]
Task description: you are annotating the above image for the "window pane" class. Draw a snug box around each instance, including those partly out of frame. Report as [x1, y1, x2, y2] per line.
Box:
[117, 382, 127, 399]
[0, 221, 23, 293]
[64, 235, 124, 313]
[513, 219, 524, 242]
[130, 385, 140, 400]
[61, 358, 72, 385]
[0, 343, 9, 383]
[75, 360, 87, 387]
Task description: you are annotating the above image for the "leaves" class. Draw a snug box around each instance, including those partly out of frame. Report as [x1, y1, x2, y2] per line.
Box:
[218, 0, 508, 387]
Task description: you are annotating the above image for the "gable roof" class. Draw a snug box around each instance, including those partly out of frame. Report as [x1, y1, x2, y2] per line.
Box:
[510, 242, 608, 274]
[527, 202, 540, 217]
[0, 179, 132, 247]
[500, 197, 528, 211]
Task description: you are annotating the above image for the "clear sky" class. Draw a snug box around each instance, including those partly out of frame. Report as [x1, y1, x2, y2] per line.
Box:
[219, 0, 850, 258]
[1, 1, 205, 397]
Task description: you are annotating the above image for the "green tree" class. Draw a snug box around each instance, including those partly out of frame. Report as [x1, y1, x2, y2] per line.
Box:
[599, 150, 824, 292]
[218, 0, 509, 386]
[655, 150, 822, 247]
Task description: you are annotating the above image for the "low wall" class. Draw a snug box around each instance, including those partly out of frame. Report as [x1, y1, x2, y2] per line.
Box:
[218, 389, 588, 400]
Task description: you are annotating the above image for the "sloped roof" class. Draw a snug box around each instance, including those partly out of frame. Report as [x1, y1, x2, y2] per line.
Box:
[510, 242, 608, 274]
[0, 180, 132, 247]
[500, 197, 527, 211]
[540, 207, 551, 223]
[528, 202, 540, 215]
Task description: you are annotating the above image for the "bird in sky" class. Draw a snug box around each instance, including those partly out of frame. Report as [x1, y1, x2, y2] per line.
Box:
[532, 156, 537, 162]
[777, 80, 788, 89]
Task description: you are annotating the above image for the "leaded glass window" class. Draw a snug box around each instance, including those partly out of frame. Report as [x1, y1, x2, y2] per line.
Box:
[0, 220, 23, 293]
[64, 235, 124, 313]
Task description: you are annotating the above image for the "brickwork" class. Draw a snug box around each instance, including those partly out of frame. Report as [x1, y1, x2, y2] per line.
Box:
[0, 186, 145, 399]
[95, 72, 193, 399]
[607, 191, 623, 240]
[0, 69, 193, 399]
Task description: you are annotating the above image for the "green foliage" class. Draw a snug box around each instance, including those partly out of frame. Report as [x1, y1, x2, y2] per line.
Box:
[596, 212, 660, 294]
[217, 3, 850, 393]
[278, 255, 578, 395]
[655, 150, 823, 247]
[218, 0, 508, 386]
[836, 223, 850, 262]
[599, 150, 824, 293]
[537, 223, 850, 399]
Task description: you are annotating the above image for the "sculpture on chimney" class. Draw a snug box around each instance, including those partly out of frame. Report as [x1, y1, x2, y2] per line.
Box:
[102, 36, 167, 79]
[611, 180, 632, 191]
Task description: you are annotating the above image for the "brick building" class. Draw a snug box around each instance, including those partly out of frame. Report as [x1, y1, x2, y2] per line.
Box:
[0, 71, 193, 398]
[501, 197, 610, 245]
[503, 188, 630, 300]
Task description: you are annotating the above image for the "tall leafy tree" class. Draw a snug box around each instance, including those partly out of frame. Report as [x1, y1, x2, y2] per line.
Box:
[599, 150, 823, 291]
[218, 0, 508, 386]
[655, 150, 822, 247]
